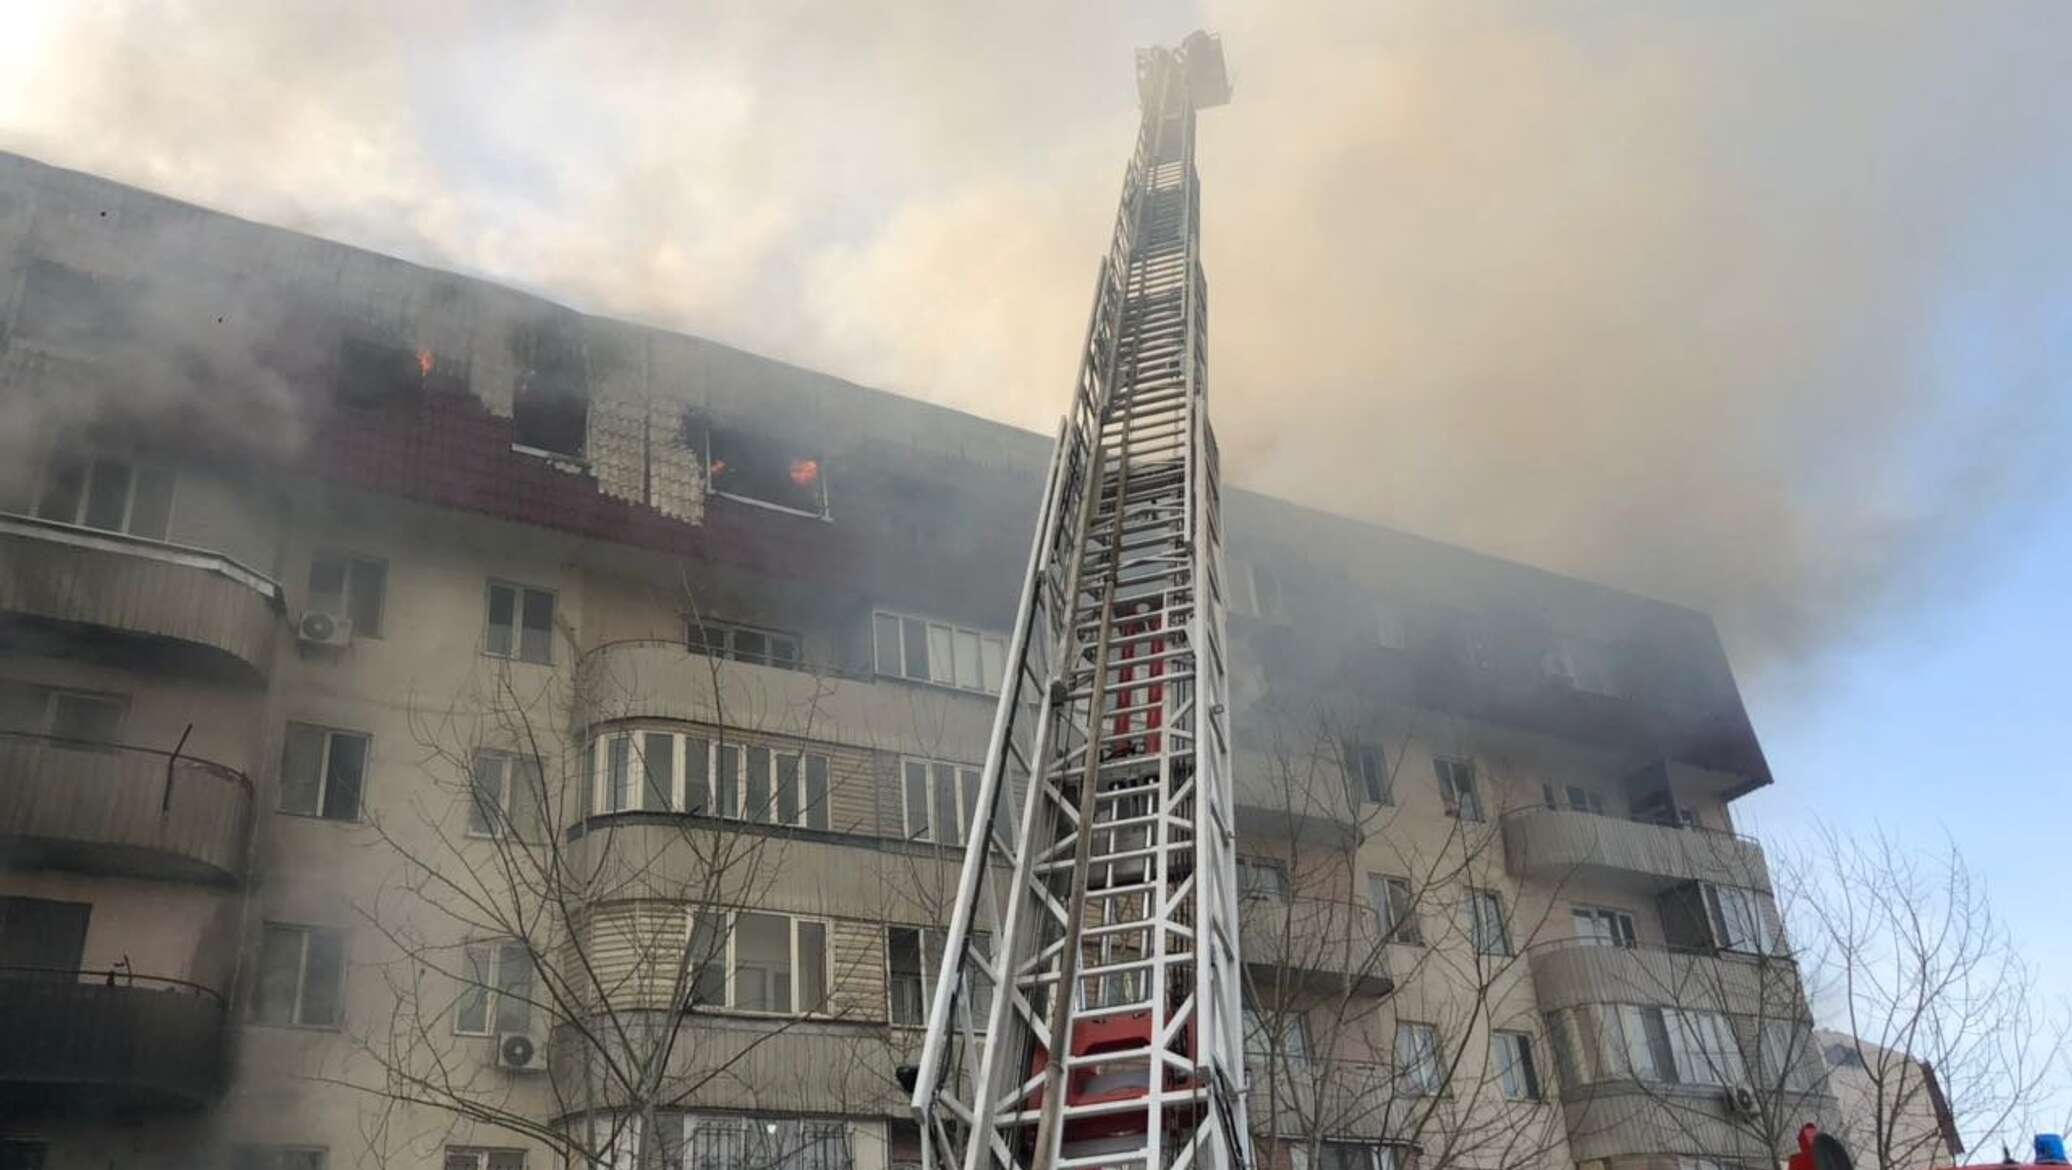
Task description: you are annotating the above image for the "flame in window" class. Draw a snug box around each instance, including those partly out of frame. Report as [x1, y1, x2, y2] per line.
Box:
[416, 348, 434, 378]
[789, 458, 821, 488]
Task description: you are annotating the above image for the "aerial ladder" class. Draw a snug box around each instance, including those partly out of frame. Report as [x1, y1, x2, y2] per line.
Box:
[908, 31, 1247, 1170]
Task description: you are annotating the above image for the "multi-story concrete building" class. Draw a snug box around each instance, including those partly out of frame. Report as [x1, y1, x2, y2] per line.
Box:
[0, 151, 1830, 1170]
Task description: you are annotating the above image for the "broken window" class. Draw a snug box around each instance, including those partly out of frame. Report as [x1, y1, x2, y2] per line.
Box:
[698, 415, 828, 516]
[511, 319, 588, 458]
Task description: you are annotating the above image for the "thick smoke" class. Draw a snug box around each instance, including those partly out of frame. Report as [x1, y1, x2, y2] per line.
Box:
[3, 1, 2068, 664]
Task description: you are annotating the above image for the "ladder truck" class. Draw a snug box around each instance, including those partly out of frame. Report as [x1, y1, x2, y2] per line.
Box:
[908, 30, 1247, 1170]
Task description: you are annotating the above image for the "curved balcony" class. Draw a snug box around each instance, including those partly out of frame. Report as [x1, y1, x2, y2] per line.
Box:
[1502, 805, 1770, 892]
[0, 967, 229, 1111]
[0, 731, 254, 884]
[575, 639, 994, 758]
[1527, 938, 1803, 1017]
[0, 513, 282, 686]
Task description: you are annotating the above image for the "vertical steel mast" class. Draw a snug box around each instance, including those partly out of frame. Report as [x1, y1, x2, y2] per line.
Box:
[910, 31, 1244, 1170]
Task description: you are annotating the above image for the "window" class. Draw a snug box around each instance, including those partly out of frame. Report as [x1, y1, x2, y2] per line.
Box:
[469, 750, 544, 838]
[254, 923, 346, 1027]
[1233, 857, 1290, 901]
[0, 896, 91, 974]
[1675, 1009, 1746, 1087]
[485, 581, 555, 664]
[873, 612, 1008, 695]
[1759, 1020, 1815, 1090]
[686, 910, 827, 1015]
[1226, 558, 1287, 622]
[511, 321, 588, 459]
[687, 618, 802, 669]
[0, 682, 126, 744]
[232, 1147, 328, 1170]
[1492, 1031, 1542, 1100]
[1615, 1005, 1679, 1083]
[307, 552, 387, 637]
[1315, 1143, 1401, 1170]
[1703, 883, 1782, 954]
[902, 757, 982, 845]
[1395, 1021, 1442, 1096]
[444, 1150, 525, 1170]
[589, 731, 831, 831]
[454, 940, 533, 1036]
[1433, 756, 1482, 821]
[1541, 783, 1606, 816]
[886, 925, 993, 1027]
[1572, 907, 1637, 948]
[663, 1114, 851, 1170]
[1369, 874, 1422, 945]
[702, 418, 829, 517]
[1343, 741, 1391, 805]
[278, 723, 368, 822]
[33, 452, 174, 540]
[1242, 1006, 1311, 1064]
[1543, 636, 1621, 697]
[1464, 890, 1510, 956]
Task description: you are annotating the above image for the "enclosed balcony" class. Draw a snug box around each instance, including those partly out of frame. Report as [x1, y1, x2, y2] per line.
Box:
[1526, 937, 1803, 1018]
[0, 967, 229, 1111]
[1502, 805, 1771, 892]
[1238, 895, 1391, 998]
[0, 513, 282, 686]
[0, 731, 254, 884]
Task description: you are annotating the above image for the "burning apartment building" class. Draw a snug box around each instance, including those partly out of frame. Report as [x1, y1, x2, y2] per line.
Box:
[0, 149, 1830, 1170]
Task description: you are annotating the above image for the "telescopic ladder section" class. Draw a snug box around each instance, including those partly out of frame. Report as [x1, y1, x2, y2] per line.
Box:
[911, 32, 1244, 1170]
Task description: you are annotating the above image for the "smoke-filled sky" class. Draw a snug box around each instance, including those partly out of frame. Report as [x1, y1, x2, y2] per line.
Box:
[3, 1, 2069, 669]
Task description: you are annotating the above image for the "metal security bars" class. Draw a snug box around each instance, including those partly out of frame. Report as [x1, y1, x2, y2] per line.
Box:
[911, 31, 1246, 1170]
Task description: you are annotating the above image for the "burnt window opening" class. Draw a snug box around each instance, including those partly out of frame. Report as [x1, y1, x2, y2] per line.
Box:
[510, 319, 589, 459]
[335, 338, 466, 406]
[17, 257, 141, 351]
[693, 414, 828, 518]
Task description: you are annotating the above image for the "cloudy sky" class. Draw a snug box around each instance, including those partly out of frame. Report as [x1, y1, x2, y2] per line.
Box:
[6, 0, 2072, 1122]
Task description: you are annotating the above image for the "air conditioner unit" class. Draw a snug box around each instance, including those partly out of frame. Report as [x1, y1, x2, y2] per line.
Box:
[497, 1031, 546, 1072]
[1723, 1085, 1759, 1116]
[296, 611, 354, 649]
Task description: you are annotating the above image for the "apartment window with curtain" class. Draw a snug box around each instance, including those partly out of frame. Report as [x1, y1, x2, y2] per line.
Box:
[278, 724, 369, 822]
[1432, 756, 1482, 821]
[1395, 1021, 1442, 1096]
[453, 940, 533, 1036]
[873, 611, 1007, 695]
[307, 551, 387, 637]
[1369, 874, 1422, 944]
[33, 452, 174, 540]
[484, 580, 555, 664]
[1464, 890, 1511, 956]
[683, 910, 828, 1016]
[1492, 1030, 1542, 1100]
[253, 923, 346, 1028]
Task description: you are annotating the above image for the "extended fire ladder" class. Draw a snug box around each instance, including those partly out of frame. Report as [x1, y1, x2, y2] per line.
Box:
[910, 31, 1246, 1170]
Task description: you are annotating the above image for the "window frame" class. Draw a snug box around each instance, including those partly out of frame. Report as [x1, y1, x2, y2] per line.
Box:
[452, 938, 534, 1037]
[686, 617, 803, 670]
[1492, 1029, 1542, 1100]
[253, 922, 346, 1029]
[443, 1148, 526, 1170]
[885, 924, 993, 1028]
[1343, 741, 1391, 805]
[1572, 905, 1638, 948]
[1394, 1020, 1443, 1096]
[1369, 874, 1423, 945]
[484, 579, 556, 665]
[307, 550, 388, 638]
[0, 682, 127, 745]
[872, 610, 1007, 695]
[1234, 856, 1291, 902]
[592, 729, 831, 831]
[232, 1146, 329, 1170]
[1702, 882, 1783, 955]
[468, 749, 544, 839]
[900, 756, 982, 845]
[1241, 1005, 1313, 1066]
[684, 909, 831, 1018]
[32, 451, 176, 541]
[1464, 889, 1512, 956]
[277, 723, 370, 823]
[1433, 755, 1483, 821]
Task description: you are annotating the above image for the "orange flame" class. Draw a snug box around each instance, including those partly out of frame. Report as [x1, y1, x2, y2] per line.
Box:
[788, 458, 820, 488]
[416, 348, 434, 378]
[709, 459, 727, 477]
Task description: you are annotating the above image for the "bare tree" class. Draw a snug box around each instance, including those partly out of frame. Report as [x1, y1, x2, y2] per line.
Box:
[1780, 825, 2066, 1169]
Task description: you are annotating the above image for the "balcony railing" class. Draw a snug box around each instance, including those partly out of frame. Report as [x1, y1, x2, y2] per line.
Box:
[1525, 937, 1803, 1017]
[0, 512, 282, 685]
[0, 730, 254, 883]
[1238, 894, 1391, 997]
[1244, 1059, 1412, 1140]
[0, 966, 229, 1110]
[1502, 805, 1770, 891]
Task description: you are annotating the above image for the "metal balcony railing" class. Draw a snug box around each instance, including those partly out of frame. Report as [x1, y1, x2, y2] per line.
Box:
[0, 730, 254, 883]
[0, 965, 230, 1110]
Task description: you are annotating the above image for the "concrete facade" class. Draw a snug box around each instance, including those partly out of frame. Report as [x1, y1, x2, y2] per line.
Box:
[1, 152, 1822, 1170]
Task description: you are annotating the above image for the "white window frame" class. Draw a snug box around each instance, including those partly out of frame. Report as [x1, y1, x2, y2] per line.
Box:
[484, 579, 555, 665]
[684, 909, 831, 1017]
[1573, 906, 1638, 948]
[254, 922, 346, 1029]
[1, 682, 127, 744]
[1344, 741, 1391, 805]
[873, 610, 1007, 695]
[278, 723, 369, 822]
[1241, 1005, 1312, 1065]
[1759, 1019, 1814, 1090]
[443, 1148, 526, 1170]
[1234, 857, 1290, 902]
[1674, 1007, 1746, 1087]
[307, 550, 387, 638]
[590, 729, 831, 830]
[1542, 782, 1607, 816]
[1465, 889, 1511, 956]
[885, 924, 992, 1028]
[686, 617, 803, 670]
[1492, 1030, 1542, 1100]
[901, 756, 982, 845]
[32, 451, 176, 540]
[1433, 755, 1483, 821]
[468, 749, 543, 839]
[1703, 883, 1782, 955]
[1369, 874, 1422, 945]
[452, 938, 533, 1037]
[233, 1146, 329, 1170]
[1394, 1020, 1443, 1096]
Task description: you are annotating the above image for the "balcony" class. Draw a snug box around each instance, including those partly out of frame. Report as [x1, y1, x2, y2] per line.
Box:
[575, 639, 996, 759]
[1245, 1059, 1402, 1140]
[1502, 805, 1770, 892]
[0, 513, 282, 685]
[1527, 938, 1803, 1018]
[0, 967, 229, 1111]
[1238, 895, 1391, 998]
[0, 731, 254, 884]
